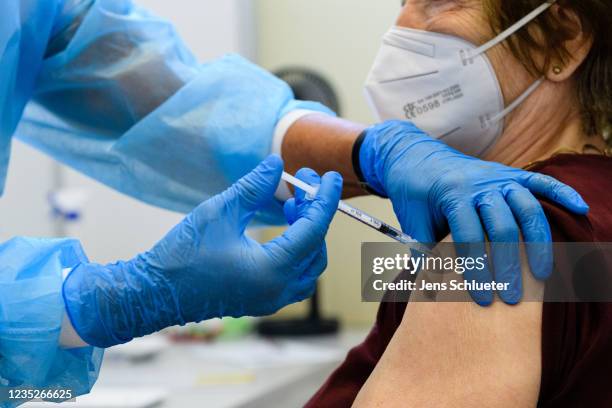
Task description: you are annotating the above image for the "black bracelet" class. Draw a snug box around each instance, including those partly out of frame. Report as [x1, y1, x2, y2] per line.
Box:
[351, 130, 387, 198]
[351, 130, 368, 183]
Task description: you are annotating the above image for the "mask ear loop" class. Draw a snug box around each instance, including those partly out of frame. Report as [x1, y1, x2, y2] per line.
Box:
[490, 78, 544, 123]
[471, 0, 557, 58]
[472, 1, 556, 126]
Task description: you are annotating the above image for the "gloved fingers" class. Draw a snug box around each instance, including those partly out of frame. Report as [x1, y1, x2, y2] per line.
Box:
[476, 192, 522, 305]
[408, 222, 436, 246]
[231, 154, 284, 217]
[444, 201, 494, 306]
[291, 281, 318, 304]
[283, 168, 323, 225]
[294, 170, 342, 232]
[505, 184, 553, 281]
[290, 249, 328, 302]
[290, 244, 324, 274]
[395, 201, 437, 243]
[444, 200, 487, 244]
[187, 155, 283, 237]
[293, 168, 321, 207]
[522, 172, 589, 215]
[300, 245, 328, 281]
[283, 198, 298, 225]
[263, 171, 342, 269]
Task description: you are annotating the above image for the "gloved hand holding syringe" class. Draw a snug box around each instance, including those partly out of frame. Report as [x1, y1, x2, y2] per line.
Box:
[282, 171, 421, 246]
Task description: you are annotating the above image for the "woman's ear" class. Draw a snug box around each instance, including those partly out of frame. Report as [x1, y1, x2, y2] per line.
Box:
[546, 4, 593, 82]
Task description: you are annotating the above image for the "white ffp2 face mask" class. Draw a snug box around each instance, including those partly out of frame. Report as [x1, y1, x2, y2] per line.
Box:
[364, 2, 554, 157]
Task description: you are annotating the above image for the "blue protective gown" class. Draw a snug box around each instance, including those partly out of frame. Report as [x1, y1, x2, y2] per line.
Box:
[0, 0, 332, 403]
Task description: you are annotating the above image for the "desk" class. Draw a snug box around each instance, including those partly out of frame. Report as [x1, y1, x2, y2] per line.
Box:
[31, 330, 367, 408]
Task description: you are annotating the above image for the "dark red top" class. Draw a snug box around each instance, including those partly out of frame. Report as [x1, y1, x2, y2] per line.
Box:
[306, 154, 612, 408]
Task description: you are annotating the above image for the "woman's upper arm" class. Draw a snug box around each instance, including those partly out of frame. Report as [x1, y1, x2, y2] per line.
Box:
[353, 236, 544, 408]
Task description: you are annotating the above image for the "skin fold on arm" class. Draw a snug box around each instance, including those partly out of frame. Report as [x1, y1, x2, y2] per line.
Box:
[353, 237, 545, 408]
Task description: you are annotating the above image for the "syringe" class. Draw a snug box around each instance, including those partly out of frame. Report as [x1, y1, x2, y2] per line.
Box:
[282, 172, 418, 246]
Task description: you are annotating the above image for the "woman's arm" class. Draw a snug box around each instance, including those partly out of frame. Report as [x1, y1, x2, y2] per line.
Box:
[353, 237, 544, 408]
[281, 114, 366, 197]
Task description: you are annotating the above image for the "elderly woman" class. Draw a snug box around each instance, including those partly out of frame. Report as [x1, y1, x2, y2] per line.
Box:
[305, 0, 612, 406]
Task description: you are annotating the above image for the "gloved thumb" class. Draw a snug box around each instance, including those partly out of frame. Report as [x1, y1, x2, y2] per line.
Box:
[186, 155, 283, 236]
[265, 171, 342, 264]
[230, 154, 284, 217]
[283, 168, 322, 225]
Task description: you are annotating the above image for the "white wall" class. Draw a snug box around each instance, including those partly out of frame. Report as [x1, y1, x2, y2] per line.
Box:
[256, 0, 401, 326]
[138, 0, 257, 62]
[0, 143, 57, 241]
[256, 0, 399, 123]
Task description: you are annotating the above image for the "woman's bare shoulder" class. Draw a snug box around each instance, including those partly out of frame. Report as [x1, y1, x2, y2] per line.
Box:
[354, 235, 543, 408]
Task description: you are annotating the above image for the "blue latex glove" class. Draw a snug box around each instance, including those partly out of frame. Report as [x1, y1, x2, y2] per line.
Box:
[359, 120, 589, 305]
[283, 169, 328, 225]
[63, 155, 343, 348]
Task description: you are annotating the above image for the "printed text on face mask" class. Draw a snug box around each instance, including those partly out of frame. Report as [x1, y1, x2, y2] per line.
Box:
[403, 84, 463, 120]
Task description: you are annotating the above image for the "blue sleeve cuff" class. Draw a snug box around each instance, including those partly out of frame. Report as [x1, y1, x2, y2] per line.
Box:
[358, 128, 388, 196]
[0, 237, 103, 403]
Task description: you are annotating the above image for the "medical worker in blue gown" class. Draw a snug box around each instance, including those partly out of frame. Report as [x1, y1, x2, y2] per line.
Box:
[0, 0, 591, 404]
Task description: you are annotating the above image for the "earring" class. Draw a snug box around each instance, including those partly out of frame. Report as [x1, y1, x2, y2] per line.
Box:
[552, 65, 563, 75]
